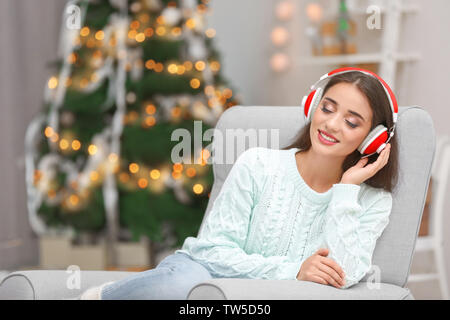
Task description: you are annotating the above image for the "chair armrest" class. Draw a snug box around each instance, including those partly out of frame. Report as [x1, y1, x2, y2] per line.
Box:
[187, 279, 414, 300]
[0, 270, 138, 300]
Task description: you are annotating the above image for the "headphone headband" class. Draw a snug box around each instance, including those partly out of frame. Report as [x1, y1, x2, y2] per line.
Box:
[309, 67, 398, 125]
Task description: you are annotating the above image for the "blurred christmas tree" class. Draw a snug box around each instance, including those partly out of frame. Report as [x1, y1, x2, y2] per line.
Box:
[26, 0, 238, 263]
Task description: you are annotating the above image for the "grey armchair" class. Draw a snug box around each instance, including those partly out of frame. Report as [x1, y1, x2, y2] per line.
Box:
[0, 106, 435, 300]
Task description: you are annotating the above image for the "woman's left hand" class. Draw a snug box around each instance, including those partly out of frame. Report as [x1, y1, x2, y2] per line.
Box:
[340, 143, 391, 185]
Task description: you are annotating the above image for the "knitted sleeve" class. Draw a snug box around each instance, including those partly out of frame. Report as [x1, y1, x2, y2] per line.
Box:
[323, 183, 393, 289]
[180, 147, 303, 280]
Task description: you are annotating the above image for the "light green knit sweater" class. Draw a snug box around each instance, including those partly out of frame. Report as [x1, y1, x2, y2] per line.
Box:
[176, 147, 393, 289]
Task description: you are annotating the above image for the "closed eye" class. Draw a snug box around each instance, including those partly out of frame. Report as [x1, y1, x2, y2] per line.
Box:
[320, 105, 358, 128]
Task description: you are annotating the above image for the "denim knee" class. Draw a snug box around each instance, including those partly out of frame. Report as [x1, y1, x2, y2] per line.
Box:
[101, 252, 213, 299]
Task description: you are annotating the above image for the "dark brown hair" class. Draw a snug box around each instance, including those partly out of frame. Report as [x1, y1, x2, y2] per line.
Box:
[283, 71, 399, 193]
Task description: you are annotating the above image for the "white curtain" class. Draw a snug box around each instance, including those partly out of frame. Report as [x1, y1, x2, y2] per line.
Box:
[0, 0, 66, 269]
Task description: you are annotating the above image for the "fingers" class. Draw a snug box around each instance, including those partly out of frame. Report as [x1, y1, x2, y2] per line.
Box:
[376, 143, 390, 169]
[357, 157, 369, 167]
[314, 269, 342, 288]
[311, 275, 328, 286]
[320, 256, 345, 279]
[367, 143, 391, 173]
[318, 263, 345, 287]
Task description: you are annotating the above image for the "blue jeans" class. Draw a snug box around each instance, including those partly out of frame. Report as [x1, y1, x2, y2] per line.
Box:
[101, 252, 214, 300]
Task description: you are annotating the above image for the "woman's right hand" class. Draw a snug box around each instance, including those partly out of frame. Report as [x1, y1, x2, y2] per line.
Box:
[296, 248, 346, 288]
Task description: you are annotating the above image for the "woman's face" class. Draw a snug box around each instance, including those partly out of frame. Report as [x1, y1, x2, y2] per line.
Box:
[310, 82, 373, 158]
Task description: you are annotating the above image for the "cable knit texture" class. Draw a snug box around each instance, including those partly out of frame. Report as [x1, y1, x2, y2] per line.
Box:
[175, 147, 393, 289]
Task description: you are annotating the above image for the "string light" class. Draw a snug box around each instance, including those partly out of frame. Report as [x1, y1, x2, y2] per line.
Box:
[128, 29, 138, 39]
[168, 63, 178, 74]
[135, 32, 146, 42]
[156, 26, 166, 36]
[145, 59, 156, 70]
[190, 78, 201, 89]
[172, 171, 182, 179]
[271, 26, 290, 46]
[143, 116, 156, 127]
[306, 3, 323, 23]
[193, 183, 204, 194]
[80, 26, 90, 37]
[186, 18, 196, 29]
[95, 30, 105, 40]
[72, 139, 81, 151]
[145, 103, 156, 114]
[144, 28, 154, 37]
[173, 163, 183, 172]
[129, 163, 139, 173]
[150, 169, 161, 180]
[59, 139, 69, 150]
[88, 144, 98, 155]
[130, 20, 140, 29]
[223, 88, 233, 99]
[176, 65, 185, 75]
[44, 126, 54, 138]
[209, 61, 220, 72]
[186, 167, 196, 177]
[138, 178, 148, 188]
[154, 63, 164, 72]
[195, 61, 206, 71]
[48, 77, 58, 89]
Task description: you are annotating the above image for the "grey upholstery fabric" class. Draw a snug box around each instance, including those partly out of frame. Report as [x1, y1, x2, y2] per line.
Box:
[0, 105, 434, 300]
[187, 279, 414, 300]
[0, 270, 137, 300]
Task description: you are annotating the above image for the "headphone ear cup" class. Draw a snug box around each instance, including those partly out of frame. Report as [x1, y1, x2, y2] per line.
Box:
[303, 87, 323, 121]
[358, 124, 389, 155]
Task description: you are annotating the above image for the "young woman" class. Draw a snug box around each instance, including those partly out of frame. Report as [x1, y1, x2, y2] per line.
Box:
[80, 68, 399, 299]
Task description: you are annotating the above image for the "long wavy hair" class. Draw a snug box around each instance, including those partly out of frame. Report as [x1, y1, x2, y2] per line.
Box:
[283, 71, 399, 193]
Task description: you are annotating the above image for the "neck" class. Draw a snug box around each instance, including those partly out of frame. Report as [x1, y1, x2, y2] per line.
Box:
[295, 148, 345, 192]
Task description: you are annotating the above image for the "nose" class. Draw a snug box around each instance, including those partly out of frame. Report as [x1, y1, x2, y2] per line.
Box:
[324, 113, 341, 134]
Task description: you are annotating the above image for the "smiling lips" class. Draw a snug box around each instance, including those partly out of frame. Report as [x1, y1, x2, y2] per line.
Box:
[318, 130, 339, 144]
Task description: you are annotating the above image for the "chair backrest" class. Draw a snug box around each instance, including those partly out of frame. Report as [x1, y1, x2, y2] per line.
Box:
[198, 105, 436, 288]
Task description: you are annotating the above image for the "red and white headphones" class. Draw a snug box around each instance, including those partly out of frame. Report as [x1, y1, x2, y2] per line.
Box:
[301, 67, 398, 158]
